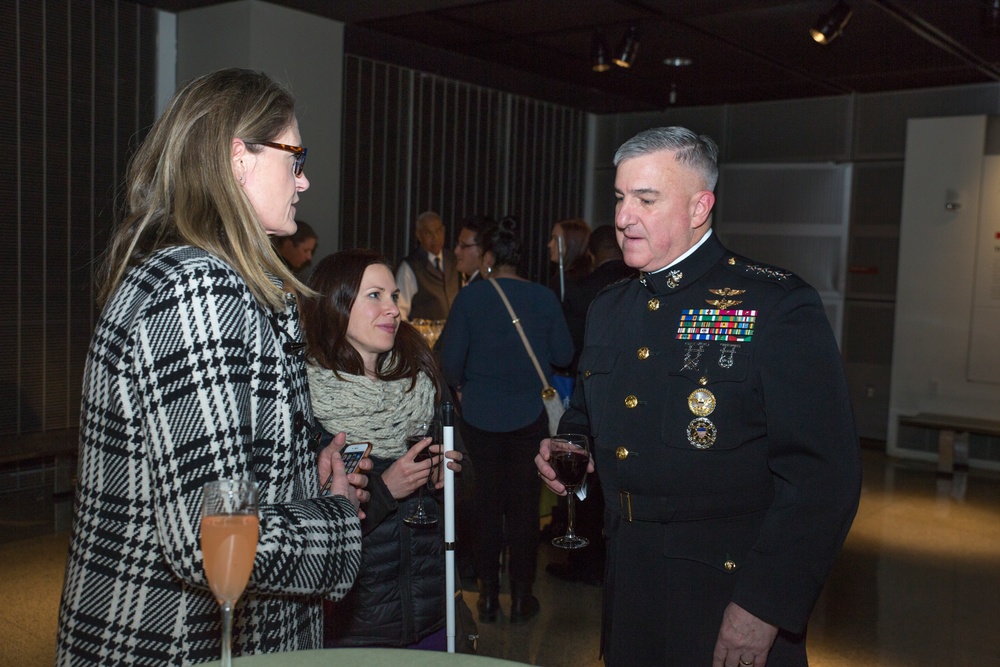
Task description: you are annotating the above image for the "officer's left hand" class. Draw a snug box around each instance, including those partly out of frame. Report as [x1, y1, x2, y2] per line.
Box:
[712, 602, 778, 667]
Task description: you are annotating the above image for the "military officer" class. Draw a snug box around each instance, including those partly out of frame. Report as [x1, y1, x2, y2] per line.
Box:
[536, 127, 861, 667]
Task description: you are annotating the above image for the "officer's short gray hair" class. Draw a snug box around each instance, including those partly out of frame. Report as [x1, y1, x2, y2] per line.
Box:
[614, 127, 719, 192]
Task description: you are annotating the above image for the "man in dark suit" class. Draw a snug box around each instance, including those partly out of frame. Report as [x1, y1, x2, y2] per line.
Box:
[546, 223, 634, 585]
[562, 224, 635, 356]
[396, 211, 461, 320]
[536, 127, 861, 667]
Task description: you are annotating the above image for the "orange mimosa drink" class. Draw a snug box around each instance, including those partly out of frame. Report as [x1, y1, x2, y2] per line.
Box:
[201, 514, 259, 603]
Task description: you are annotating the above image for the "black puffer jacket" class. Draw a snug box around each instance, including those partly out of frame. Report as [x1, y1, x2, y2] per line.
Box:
[324, 455, 446, 647]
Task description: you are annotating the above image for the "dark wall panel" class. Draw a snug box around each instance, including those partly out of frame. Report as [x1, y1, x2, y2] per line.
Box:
[341, 55, 587, 283]
[0, 0, 157, 436]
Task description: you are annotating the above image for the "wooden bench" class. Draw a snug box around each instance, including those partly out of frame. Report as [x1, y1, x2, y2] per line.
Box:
[897, 414, 1000, 475]
[0, 428, 79, 497]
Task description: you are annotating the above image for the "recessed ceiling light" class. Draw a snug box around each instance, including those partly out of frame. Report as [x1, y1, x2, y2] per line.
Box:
[663, 57, 693, 67]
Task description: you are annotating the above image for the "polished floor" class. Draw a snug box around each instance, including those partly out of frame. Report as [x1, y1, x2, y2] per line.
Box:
[2, 446, 999, 666]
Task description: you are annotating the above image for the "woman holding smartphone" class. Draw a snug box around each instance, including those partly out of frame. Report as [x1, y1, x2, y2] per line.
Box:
[299, 248, 463, 649]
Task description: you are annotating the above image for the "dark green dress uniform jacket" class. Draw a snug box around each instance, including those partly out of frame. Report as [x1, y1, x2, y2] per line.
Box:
[560, 233, 861, 666]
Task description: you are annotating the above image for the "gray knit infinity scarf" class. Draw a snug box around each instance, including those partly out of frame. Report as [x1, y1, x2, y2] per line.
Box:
[308, 365, 435, 460]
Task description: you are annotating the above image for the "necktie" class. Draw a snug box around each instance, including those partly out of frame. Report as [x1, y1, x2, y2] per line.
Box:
[434, 257, 442, 273]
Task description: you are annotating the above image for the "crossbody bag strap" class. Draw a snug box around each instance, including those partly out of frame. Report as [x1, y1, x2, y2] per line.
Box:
[488, 278, 553, 395]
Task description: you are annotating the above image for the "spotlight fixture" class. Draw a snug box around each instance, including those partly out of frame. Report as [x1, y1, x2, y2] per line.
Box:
[810, 1, 853, 45]
[613, 25, 640, 68]
[591, 32, 611, 72]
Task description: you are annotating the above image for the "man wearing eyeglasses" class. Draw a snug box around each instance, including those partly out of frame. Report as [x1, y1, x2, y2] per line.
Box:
[454, 214, 497, 287]
[396, 211, 460, 321]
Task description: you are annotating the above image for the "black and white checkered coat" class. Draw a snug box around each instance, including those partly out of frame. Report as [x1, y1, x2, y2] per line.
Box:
[57, 246, 362, 666]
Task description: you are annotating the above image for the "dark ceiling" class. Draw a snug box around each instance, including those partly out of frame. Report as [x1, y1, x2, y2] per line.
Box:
[142, 0, 1000, 113]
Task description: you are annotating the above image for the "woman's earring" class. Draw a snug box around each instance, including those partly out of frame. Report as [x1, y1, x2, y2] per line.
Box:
[486, 265, 492, 275]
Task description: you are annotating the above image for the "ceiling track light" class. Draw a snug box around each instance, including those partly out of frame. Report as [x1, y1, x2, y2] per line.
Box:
[810, 1, 853, 45]
[614, 25, 640, 68]
[591, 32, 611, 72]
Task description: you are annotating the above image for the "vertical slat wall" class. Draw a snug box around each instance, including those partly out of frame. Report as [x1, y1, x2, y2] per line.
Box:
[341, 56, 587, 282]
[0, 0, 157, 436]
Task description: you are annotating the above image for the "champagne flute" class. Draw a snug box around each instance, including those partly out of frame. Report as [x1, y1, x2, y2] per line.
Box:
[550, 434, 590, 549]
[202, 479, 259, 667]
[404, 419, 440, 527]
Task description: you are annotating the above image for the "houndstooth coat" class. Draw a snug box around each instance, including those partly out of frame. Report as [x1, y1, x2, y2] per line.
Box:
[57, 246, 363, 665]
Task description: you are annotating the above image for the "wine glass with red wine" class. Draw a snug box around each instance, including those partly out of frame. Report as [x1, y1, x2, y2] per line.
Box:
[404, 419, 440, 527]
[550, 433, 590, 549]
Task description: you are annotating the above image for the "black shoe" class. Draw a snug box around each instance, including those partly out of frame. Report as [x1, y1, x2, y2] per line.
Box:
[477, 594, 499, 623]
[509, 583, 540, 623]
[545, 562, 603, 586]
[477, 578, 500, 623]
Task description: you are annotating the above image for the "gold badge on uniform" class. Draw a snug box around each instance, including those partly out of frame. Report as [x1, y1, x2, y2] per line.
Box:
[687, 417, 717, 449]
[687, 388, 716, 417]
[706, 287, 745, 309]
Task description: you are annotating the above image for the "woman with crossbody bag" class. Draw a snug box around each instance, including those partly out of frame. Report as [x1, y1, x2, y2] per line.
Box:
[437, 216, 574, 625]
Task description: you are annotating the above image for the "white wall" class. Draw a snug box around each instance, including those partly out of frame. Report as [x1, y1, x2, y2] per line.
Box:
[171, 0, 344, 259]
[888, 115, 1000, 466]
[969, 156, 1000, 384]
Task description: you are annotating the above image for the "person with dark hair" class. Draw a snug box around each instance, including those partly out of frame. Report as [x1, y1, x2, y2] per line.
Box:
[454, 214, 497, 286]
[545, 223, 635, 586]
[274, 219, 318, 273]
[396, 211, 461, 320]
[299, 249, 463, 649]
[535, 126, 861, 666]
[561, 224, 635, 356]
[57, 68, 366, 666]
[449, 212, 498, 587]
[547, 218, 592, 296]
[437, 217, 574, 624]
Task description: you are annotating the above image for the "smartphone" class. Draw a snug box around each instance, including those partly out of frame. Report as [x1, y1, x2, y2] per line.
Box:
[341, 441, 373, 475]
[320, 442, 372, 497]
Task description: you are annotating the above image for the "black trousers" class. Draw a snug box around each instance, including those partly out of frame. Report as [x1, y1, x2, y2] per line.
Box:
[460, 410, 546, 585]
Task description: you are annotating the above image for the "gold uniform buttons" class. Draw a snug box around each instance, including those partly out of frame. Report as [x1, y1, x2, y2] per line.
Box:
[647, 298, 660, 311]
[624, 395, 639, 409]
[724, 560, 736, 572]
[615, 446, 629, 460]
[637, 347, 650, 360]
[728, 257, 736, 265]
[699, 376, 709, 386]
[584, 370, 592, 379]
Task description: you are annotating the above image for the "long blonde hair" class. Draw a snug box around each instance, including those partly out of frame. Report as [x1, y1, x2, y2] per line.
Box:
[100, 68, 312, 310]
